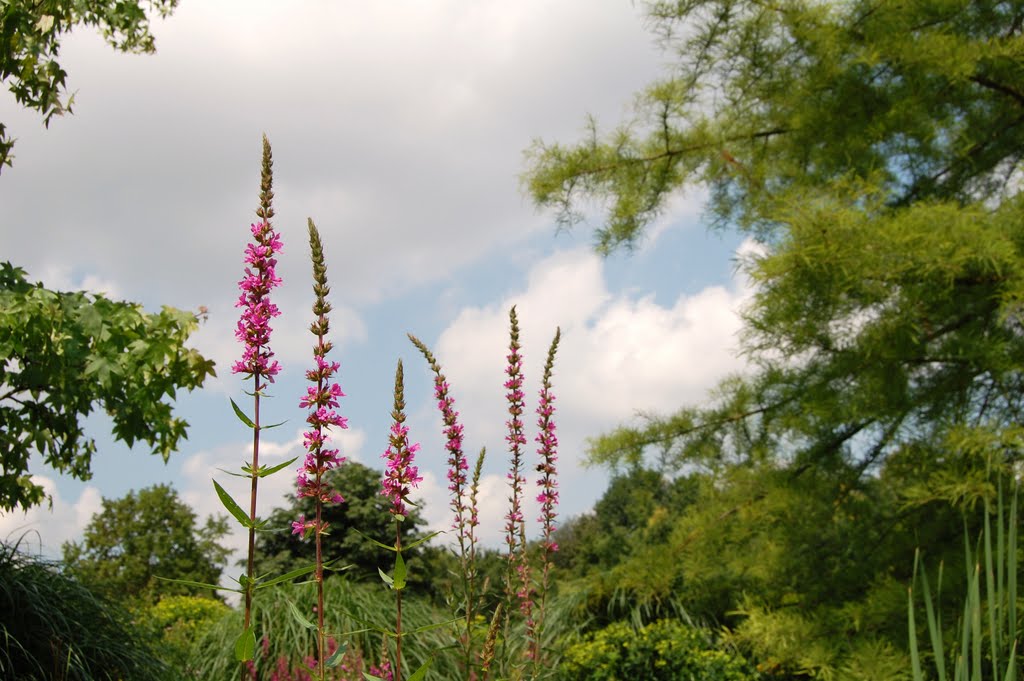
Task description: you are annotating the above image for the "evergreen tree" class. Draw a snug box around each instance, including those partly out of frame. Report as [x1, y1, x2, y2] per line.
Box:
[527, 0, 1024, 516]
[525, 1, 1024, 675]
[251, 461, 440, 591]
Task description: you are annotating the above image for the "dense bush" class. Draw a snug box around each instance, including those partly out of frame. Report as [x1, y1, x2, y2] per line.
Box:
[141, 594, 231, 674]
[557, 619, 757, 681]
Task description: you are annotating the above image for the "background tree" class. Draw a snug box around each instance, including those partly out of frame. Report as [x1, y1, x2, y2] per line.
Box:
[526, 1, 1024, 675]
[0, 262, 215, 511]
[252, 461, 444, 595]
[62, 483, 229, 605]
[526, 1, 1024, 482]
[0, 0, 178, 171]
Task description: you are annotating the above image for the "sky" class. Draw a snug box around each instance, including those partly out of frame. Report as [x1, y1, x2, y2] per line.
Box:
[0, 1, 750, 573]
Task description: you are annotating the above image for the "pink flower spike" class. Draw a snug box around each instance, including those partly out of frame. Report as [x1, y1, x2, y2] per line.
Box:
[232, 221, 283, 381]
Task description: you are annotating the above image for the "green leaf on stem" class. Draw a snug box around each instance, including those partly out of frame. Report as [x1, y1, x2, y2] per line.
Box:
[393, 551, 407, 590]
[285, 598, 317, 630]
[256, 456, 299, 478]
[404, 531, 443, 551]
[261, 419, 288, 430]
[407, 656, 434, 681]
[229, 398, 256, 429]
[378, 567, 394, 588]
[154, 575, 241, 594]
[351, 527, 398, 552]
[325, 641, 348, 669]
[255, 563, 318, 590]
[408, 617, 462, 635]
[216, 467, 250, 478]
[213, 480, 252, 528]
[235, 627, 256, 661]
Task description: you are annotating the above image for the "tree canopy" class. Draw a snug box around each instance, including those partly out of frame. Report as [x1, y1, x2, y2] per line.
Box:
[525, 1, 1024, 675]
[62, 483, 228, 605]
[0, 262, 214, 511]
[526, 0, 1024, 497]
[0, 0, 178, 170]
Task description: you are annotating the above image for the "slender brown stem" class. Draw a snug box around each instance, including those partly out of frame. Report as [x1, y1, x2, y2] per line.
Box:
[243, 374, 261, 681]
[395, 528, 403, 681]
[315, 336, 327, 681]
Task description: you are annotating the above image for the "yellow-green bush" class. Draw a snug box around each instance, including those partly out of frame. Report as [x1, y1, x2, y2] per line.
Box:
[558, 619, 757, 681]
[143, 594, 230, 671]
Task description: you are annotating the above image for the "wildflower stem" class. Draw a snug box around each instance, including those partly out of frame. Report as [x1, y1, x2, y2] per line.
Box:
[243, 380, 260, 681]
[532, 328, 561, 673]
[296, 219, 347, 680]
[396, 530, 403, 681]
[234, 135, 282, 681]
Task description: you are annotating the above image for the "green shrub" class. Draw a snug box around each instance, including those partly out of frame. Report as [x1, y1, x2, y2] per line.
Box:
[557, 619, 757, 681]
[142, 594, 231, 673]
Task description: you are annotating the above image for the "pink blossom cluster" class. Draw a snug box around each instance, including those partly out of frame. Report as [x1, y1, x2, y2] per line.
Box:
[503, 342, 527, 554]
[434, 378, 469, 532]
[367, 659, 393, 681]
[381, 421, 423, 519]
[292, 353, 348, 538]
[232, 221, 283, 383]
[535, 387, 559, 553]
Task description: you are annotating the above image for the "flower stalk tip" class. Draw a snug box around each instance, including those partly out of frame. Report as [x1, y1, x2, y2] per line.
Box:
[381, 360, 423, 520]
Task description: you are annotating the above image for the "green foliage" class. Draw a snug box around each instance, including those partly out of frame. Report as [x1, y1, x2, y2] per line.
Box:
[553, 468, 697, 580]
[525, 4, 1024, 674]
[142, 594, 231, 674]
[526, 0, 1024, 250]
[551, 460, 978, 678]
[0, 0, 178, 169]
[0, 539, 171, 680]
[62, 483, 229, 605]
[909, 478, 1021, 681]
[527, 0, 1024, 494]
[187, 578, 460, 680]
[557, 619, 756, 681]
[0, 262, 215, 511]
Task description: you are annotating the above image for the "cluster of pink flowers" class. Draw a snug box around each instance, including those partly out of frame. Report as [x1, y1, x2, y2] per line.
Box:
[434, 378, 469, 532]
[232, 221, 283, 384]
[367, 659, 393, 681]
[535, 385, 559, 553]
[293, 352, 348, 534]
[503, 331, 527, 554]
[381, 420, 423, 519]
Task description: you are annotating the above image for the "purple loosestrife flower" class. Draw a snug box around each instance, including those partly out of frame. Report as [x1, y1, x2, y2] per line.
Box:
[503, 307, 527, 558]
[535, 328, 561, 553]
[437, 380, 469, 529]
[297, 220, 348, 681]
[381, 360, 423, 519]
[232, 220, 283, 385]
[530, 329, 561, 669]
[294, 221, 349, 539]
[407, 335, 469, 539]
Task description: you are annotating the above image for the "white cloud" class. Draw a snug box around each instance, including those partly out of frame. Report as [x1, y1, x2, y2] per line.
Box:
[0, 477, 103, 558]
[429, 239, 754, 528]
[33, 264, 121, 298]
[0, 0, 665, 307]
